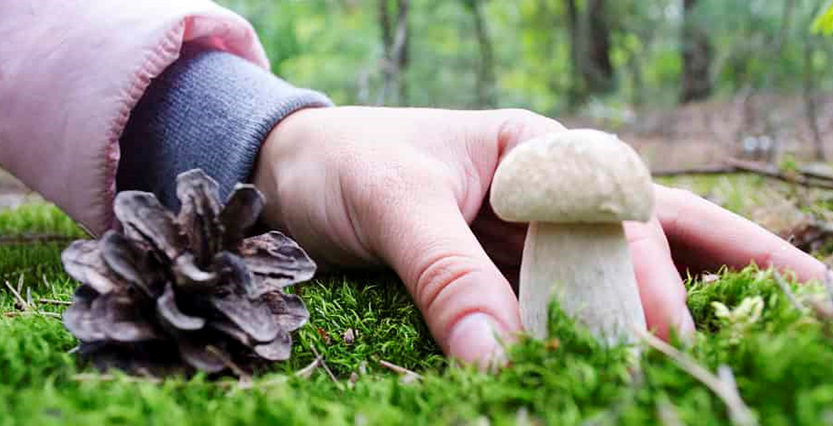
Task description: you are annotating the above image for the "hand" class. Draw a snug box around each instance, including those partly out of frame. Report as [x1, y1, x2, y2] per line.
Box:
[253, 107, 825, 367]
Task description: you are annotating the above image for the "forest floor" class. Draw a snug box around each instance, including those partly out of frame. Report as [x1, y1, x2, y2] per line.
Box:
[3, 95, 833, 424]
[3, 177, 833, 425]
[563, 92, 833, 169]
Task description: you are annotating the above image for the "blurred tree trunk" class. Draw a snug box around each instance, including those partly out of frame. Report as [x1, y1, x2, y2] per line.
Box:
[564, 0, 614, 108]
[803, 40, 824, 160]
[564, 0, 584, 107]
[680, 0, 712, 103]
[584, 0, 614, 93]
[378, 0, 410, 105]
[465, 0, 497, 108]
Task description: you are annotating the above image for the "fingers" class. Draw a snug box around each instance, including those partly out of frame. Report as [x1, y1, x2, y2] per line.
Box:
[624, 219, 695, 339]
[655, 185, 826, 282]
[372, 192, 522, 369]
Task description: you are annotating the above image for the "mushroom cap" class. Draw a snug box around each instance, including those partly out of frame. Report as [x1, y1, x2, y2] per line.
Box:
[490, 129, 654, 223]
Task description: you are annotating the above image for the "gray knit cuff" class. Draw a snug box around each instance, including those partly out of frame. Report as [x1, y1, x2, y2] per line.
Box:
[117, 43, 333, 210]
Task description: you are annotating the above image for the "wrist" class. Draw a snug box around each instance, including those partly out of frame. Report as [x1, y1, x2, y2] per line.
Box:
[253, 107, 322, 233]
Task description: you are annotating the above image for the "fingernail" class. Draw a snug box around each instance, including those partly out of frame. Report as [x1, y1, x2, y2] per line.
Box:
[448, 313, 508, 371]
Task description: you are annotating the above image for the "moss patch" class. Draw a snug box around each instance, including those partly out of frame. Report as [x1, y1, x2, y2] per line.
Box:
[2, 200, 833, 425]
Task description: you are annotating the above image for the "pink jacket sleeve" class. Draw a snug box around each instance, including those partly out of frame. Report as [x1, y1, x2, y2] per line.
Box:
[0, 0, 270, 237]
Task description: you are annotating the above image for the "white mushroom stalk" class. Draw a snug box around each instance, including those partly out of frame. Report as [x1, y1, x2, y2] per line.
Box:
[489, 129, 654, 346]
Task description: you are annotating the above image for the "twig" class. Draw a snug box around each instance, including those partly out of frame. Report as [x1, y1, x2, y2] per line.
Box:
[310, 345, 339, 384]
[633, 327, 757, 426]
[3, 311, 61, 319]
[4, 277, 29, 311]
[0, 234, 78, 246]
[657, 398, 687, 426]
[652, 158, 833, 191]
[294, 355, 323, 379]
[38, 298, 71, 306]
[72, 373, 162, 385]
[205, 345, 251, 382]
[772, 270, 806, 313]
[43, 274, 53, 294]
[379, 359, 423, 381]
[652, 165, 738, 177]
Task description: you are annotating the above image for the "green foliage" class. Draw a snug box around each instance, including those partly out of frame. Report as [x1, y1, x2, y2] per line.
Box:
[3, 201, 833, 424]
[814, 3, 833, 34]
[216, 0, 832, 113]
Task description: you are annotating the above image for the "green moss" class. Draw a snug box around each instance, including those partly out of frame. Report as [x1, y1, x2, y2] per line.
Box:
[3, 201, 833, 425]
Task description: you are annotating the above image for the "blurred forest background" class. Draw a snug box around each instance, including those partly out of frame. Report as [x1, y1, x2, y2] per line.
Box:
[220, 0, 833, 168]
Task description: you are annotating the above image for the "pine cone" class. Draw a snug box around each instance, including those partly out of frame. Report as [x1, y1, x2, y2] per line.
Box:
[61, 169, 316, 376]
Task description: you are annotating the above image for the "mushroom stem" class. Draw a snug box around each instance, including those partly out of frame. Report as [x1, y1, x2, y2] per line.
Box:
[519, 222, 647, 345]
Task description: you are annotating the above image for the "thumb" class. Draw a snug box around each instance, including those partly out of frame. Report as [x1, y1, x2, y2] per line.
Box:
[374, 191, 522, 368]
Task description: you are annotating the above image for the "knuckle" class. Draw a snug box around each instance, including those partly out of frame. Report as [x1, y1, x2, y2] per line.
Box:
[492, 109, 566, 154]
[412, 253, 478, 315]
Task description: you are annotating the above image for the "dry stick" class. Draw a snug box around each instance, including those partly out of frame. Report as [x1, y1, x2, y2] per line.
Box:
[38, 298, 71, 306]
[72, 373, 162, 385]
[4, 279, 29, 311]
[633, 327, 757, 426]
[652, 158, 833, 191]
[309, 345, 339, 384]
[42, 274, 53, 294]
[294, 356, 323, 379]
[656, 398, 687, 426]
[824, 269, 833, 310]
[772, 270, 806, 313]
[205, 345, 251, 381]
[652, 164, 738, 177]
[379, 359, 423, 380]
[3, 311, 61, 319]
[0, 234, 78, 246]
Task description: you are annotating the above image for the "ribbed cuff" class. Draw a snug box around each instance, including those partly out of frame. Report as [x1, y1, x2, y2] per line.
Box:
[117, 43, 333, 209]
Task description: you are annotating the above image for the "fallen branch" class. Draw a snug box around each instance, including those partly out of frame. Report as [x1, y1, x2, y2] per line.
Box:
[633, 327, 757, 426]
[652, 158, 833, 191]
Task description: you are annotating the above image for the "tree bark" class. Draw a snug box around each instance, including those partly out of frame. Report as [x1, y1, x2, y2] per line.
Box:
[584, 0, 614, 93]
[564, 0, 583, 107]
[803, 39, 825, 161]
[680, 0, 713, 103]
[465, 0, 497, 107]
[377, 0, 410, 105]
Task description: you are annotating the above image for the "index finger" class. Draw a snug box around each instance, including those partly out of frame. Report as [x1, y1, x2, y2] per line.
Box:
[654, 185, 826, 282]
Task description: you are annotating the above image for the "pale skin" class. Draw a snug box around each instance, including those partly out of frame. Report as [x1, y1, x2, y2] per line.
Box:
[253, 106, 826, 368]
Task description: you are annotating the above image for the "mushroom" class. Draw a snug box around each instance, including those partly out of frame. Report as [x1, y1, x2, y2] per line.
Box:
[489, 129, 654, 345]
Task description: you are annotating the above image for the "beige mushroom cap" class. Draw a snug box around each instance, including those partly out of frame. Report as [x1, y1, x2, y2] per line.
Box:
[490, 129, 654, 223]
